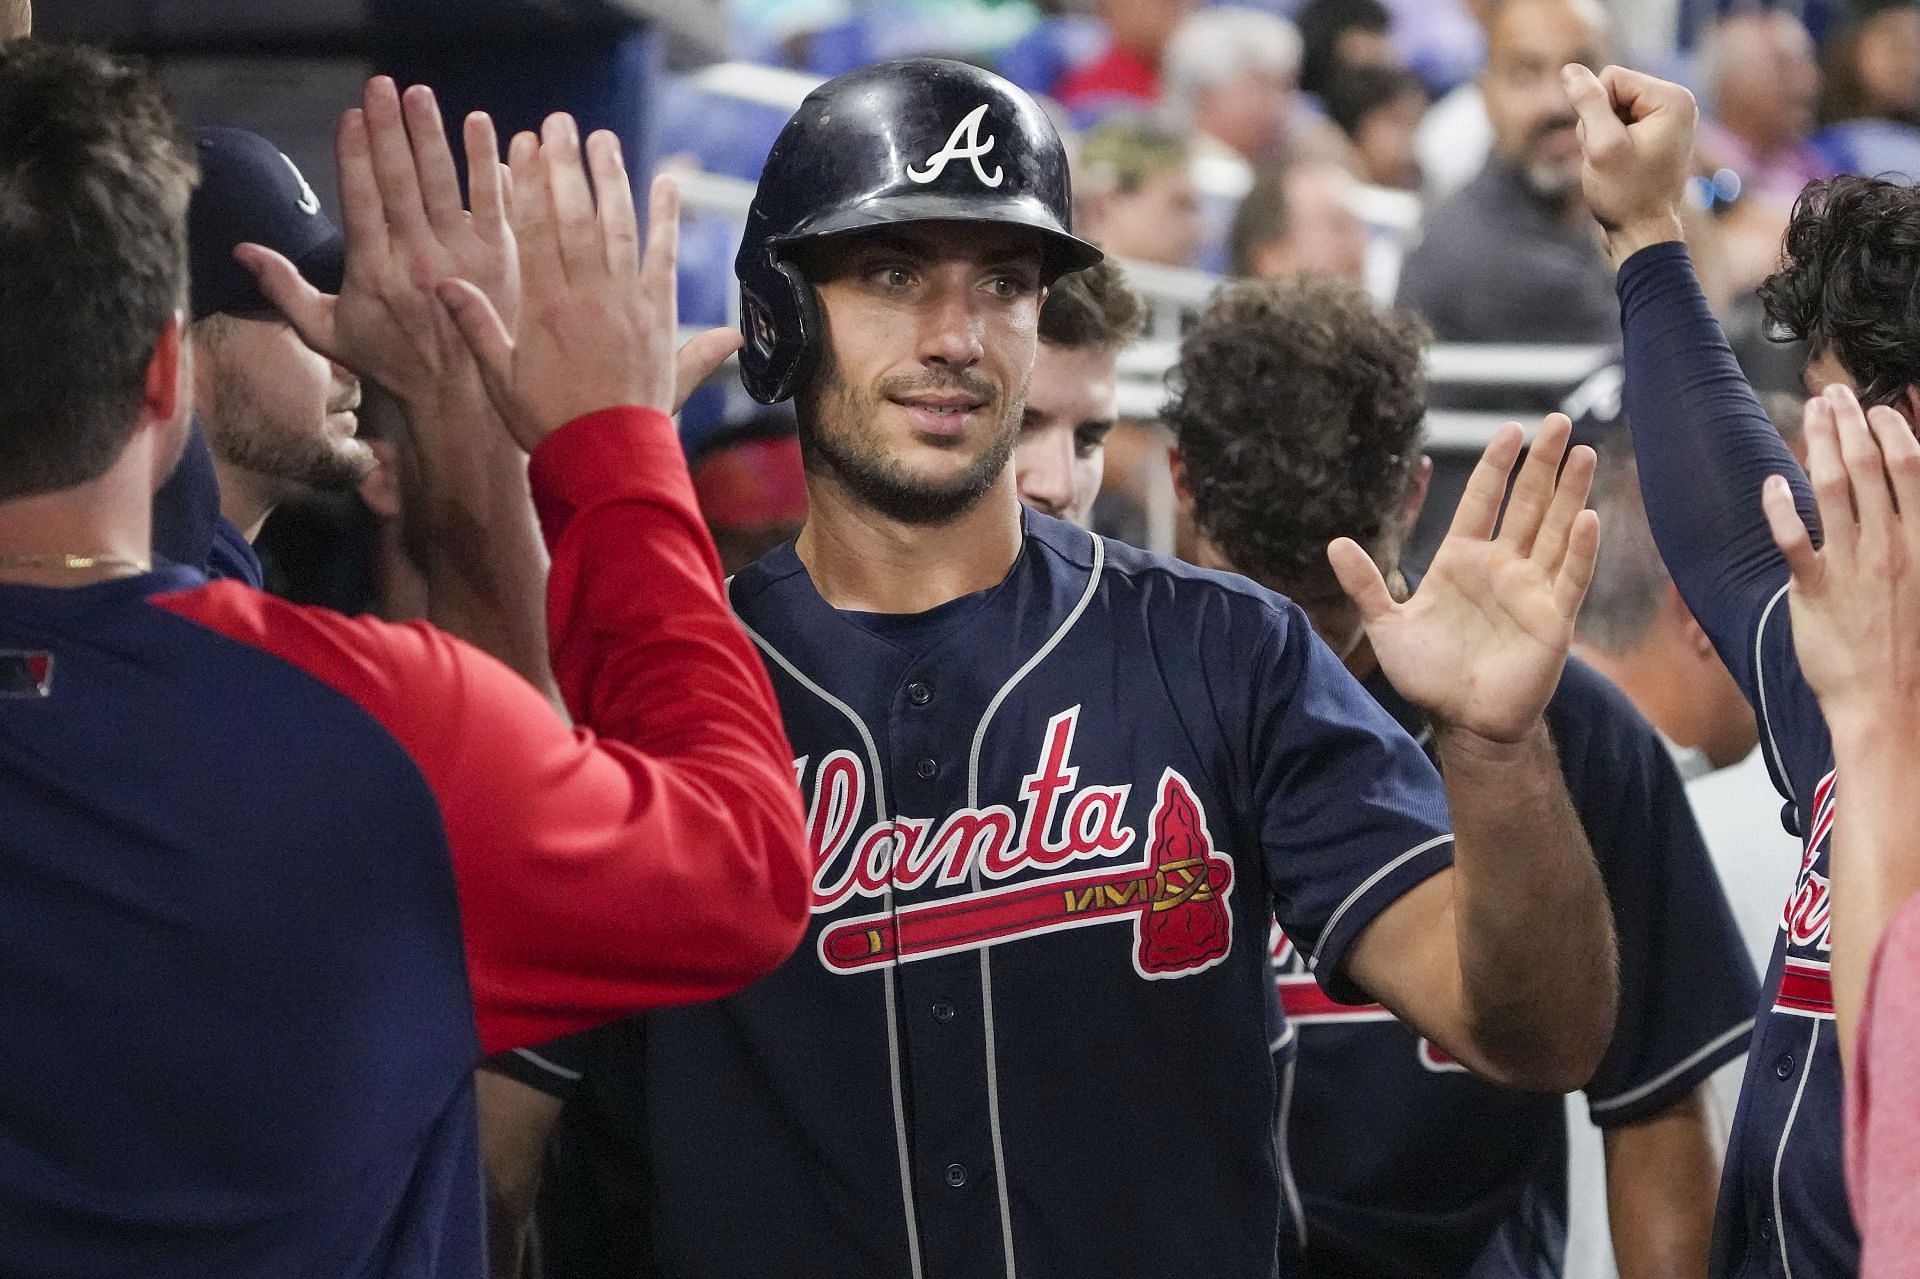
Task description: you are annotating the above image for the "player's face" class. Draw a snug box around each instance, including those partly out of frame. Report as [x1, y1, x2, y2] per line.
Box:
[799, 223, 1045, 525]
[195, 312, 370, 497]
[1015, 340, 1118, 526]
[1482, 0, 1605, 202]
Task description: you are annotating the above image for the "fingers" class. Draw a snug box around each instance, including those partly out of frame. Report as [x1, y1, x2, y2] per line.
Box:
[1597, 64, 1696, 126]
[1827, 384, 1893, 527]
[400, 84, 466, 238]
[465, 112, 509, 243]
[1496, 413, 1574, 555]
[1764, 474, 1822, 586]
[1532, 443, 1598, 582]
[640, 174, 681, 312]
[673, 328, 746, 414]
[234, 243, 339, 359]
[1802, 394, 1855, 557]
[1561, 63, 1628, 161]
[1327, 538, 1397, 625]
[1869, 403, 1920, 521]
[436, 278, 516, 416]
[1449, 421, 1526, 541]
[362, 77, 431, 242]
[508, 130, 561, 291]
[334, 108, 389, 277]
[588, 131, 640, 278]
[1552, 509, 1602, 618]
[541, 113, 601, 282]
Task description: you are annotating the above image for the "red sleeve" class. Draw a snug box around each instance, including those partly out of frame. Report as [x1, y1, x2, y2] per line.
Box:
[158, 406, 811, 1056]
[1848, 894, 1920, 1277]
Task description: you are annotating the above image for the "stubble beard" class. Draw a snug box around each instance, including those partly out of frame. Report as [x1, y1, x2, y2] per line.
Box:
[203, 357, 374, 502]
[796, 353, 1025, 527]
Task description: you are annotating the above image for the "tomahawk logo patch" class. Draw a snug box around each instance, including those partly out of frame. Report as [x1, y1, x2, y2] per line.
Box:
[906, 103, 1005, 188]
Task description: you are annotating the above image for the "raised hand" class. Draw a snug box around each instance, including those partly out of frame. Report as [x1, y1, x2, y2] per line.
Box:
[1560, 63, 1697, 265]
[436, 115, 741, 452]
[1330, 416, 1600, 744]
[236, 77, 517, 411]
[1763, 385, 1920, 731]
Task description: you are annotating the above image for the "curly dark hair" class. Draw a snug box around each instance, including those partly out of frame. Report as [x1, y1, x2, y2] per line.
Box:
[1758, 174, 1920, 406]
[1166, 276, 1428, 602]
[1039, 259, 1145, 351]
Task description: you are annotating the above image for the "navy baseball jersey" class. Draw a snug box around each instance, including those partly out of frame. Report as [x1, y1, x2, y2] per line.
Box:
[1619, 243, 1854, 1277]
[0, 408, 810, 1277]
[502, 511, 1460, 1278]
[1274, 653, 1757, 1276]
[151, 414, 264, 587]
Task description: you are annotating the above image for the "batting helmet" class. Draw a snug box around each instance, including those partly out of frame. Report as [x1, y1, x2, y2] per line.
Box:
[735, 58, 1103, 404]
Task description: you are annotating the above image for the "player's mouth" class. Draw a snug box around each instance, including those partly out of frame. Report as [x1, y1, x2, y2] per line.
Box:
[891, 393, 987, 438]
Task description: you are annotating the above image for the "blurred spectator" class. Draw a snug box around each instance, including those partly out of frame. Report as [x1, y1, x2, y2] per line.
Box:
[1228, 159, 1370, 281]
[1814, 0, 1920, 179]
[1324, 63, 1430, 189]
[1297, 0, 1395, 99]
[1055, 0, 1198, 114]
[1696, 10, 1828, 210]
[1162, 6, 1306, 167]
[1396, 0, 1617, 346]
[1075, 119, 1204, 266]
[1015, 260, 1146, 526]
[1413, 0, 1499, 199]
[686, 411, 809, 575]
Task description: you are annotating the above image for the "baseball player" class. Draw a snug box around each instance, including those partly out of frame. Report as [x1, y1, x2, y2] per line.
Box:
[1561, 62, 1870, 1275]
[1165, 274, 1758, 1277]
[0, 44, 810, 1275]
[481, 57, 1617, 1279]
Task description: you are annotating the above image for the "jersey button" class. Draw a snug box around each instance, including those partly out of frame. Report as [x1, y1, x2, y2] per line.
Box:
[916, 757, 938, 780]
[932, 1000, 956, 1023]
[907, 681, 933, 706]
[1775, 1053, 1796, 1079]
[944, 1163, 968, 1188]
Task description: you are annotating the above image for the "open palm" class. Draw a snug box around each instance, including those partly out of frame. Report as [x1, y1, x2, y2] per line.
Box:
[1331, 415, 1600, 743]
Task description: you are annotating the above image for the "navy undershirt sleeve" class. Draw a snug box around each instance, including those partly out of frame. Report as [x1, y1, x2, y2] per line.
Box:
[1616, 241, 1817, 696]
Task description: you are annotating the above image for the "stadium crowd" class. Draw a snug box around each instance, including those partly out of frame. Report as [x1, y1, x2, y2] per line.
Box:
[6, 0, 1920, 1276]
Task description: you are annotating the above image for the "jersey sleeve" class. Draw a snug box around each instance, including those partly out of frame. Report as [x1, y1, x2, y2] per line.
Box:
[160, 407, 813, 1058]
[1847, 894, 1920, 1270]
[1616, 242, 1811, 699]
[1249, 601, 1456, 1004]
[1550, 668, 1759, 1126]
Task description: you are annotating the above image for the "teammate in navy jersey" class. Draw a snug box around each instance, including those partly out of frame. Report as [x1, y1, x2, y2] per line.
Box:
[0, 43, 811, 1276]
[1164, 274, 1758, 1277]
[480, 57, 1619, 1279]
[1561, 60, 1883, 1276]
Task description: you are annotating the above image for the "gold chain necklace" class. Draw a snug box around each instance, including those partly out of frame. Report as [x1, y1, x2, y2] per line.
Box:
[0, 553, 150, 574]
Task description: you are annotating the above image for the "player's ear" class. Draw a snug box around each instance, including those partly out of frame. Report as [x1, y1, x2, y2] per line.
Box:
[1669, 585, 1716, 660]
[1168, 446, 1194, 509]
[1401, 456, 1434, 531]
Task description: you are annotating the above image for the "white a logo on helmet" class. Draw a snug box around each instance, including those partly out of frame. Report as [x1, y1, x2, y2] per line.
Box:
[906, 104, 1005, 189]
[281, 152, 322, 216]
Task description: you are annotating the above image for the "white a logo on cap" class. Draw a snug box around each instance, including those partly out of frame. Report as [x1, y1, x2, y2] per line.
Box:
[906, 104, 1004, 189]
[281, 153, 321, 216]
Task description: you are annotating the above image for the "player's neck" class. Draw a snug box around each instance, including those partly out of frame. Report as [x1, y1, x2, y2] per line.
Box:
[0, 455, 155, 587]
[211, 457, 278, 543]
[795, 470, 1025, 614]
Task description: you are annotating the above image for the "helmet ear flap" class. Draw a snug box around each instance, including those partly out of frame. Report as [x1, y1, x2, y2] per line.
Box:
[737, 253, 822, 405]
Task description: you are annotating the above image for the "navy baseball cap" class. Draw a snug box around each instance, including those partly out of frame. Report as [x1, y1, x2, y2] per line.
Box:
[188, 127, 344, 321]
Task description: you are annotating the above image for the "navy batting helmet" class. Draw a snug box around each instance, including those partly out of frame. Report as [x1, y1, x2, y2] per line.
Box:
[735, 58, 1103, 405]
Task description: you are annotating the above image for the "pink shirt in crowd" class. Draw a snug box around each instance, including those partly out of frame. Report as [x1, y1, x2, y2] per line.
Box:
[1847, 892, 1920, 1276]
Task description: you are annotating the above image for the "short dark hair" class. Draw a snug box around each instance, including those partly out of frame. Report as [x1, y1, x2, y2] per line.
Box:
[0, 43, 196, 500]
[1165, 275, 1428, 602]
[1323, 63, 1427, 140]
[1297, 0, 1391, 98]
[1228, 167, 1293, 278]
[1039, 260, 1145, 351]
[1758, 174, 1920, 407]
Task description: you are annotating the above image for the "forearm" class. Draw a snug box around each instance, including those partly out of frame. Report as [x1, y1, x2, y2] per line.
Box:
[400, 380, 561, 710]
[1826, 717, 1920, 1075]
[1437, 723, 1617, 1090]
[1603, 1087, 1721, 1279]
[1617, 242, 1812, 685]
[476, 1069, 563, 1279]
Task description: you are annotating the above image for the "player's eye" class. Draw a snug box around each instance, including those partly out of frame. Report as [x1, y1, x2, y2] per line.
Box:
[986, 271, 1038, 300]
[867, 263, 916, 290]
[1075, 425, 1112, 459]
